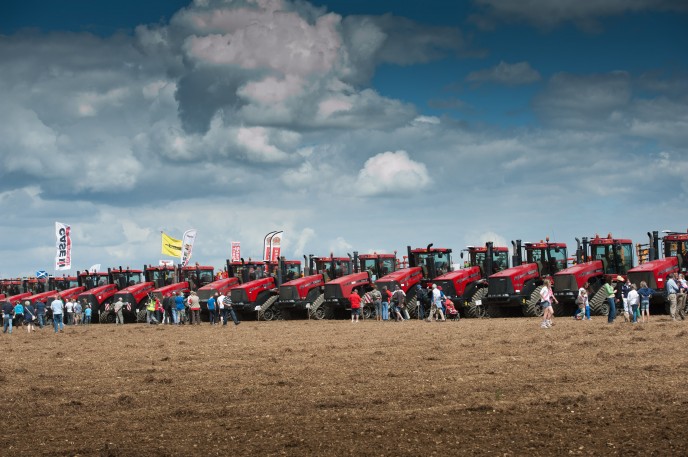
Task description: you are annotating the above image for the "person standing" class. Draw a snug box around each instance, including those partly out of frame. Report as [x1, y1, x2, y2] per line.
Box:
[83, 304, 92, 325]
[162, 294, 173, 324]
[51, 295, 65, 333]
[146, 295, 157, 324]
[35, 299, 46, 329]
[638, 281, 654, 323]
[221, 295, 241, 326]
[175, 291, 186, 325]
[575, 287, 588, 320]
[113, 298, 125, 325]
[350, 288, 361, 323]
[73, 300, 82, 325]
[414, 283, 426, 320]
[370, 284, 382, 322]
[13, 300, 24, 328]
[217, 293, 225, 325]
[65, 298, 74, 325]
[207, 293, 217, 325]
[391, 285, 406, 321]
[380, 286, 391, 321]
[188, 291, 201, 325]
[24, 300, 36, 333]
[677, 274, 688, 317]
[427, 284, 445, 322]
[603, 277, 616, 324]
[539, 279, 557, 328]
[666, 273, 680, 321]
[627, 284, 640, 324]
[2, 300, 14, 334]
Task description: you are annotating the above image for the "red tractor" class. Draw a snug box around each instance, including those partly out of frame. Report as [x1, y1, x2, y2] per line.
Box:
[196, 260, 243, 311]
[229, 258, 302, 319]
[483, 239, 568, 317]
[76, 270, 118, 323]
[627, 230, 686, 315]
[108, 268, 149, 323]
[431, 243, 510, 318]
[553, 234, 634, 316]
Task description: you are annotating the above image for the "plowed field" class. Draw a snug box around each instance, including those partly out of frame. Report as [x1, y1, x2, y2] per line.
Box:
[2, 316, 688, 456]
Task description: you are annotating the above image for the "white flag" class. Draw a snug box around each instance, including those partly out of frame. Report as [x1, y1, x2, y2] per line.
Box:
[180, 229, 197, 267]
[55, 222, 72, 271]
[88, 264, 101, 273]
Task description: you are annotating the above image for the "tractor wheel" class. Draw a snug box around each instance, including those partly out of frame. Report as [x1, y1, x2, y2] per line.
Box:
[313, 306, 326, 320]
[522, 286, 544, 317]
[405, 297, 418, 319]
[464, 288, 488, 318]
[362, 304, 375, 320]
[551, 299, 568, 317]
[309, 294, 325, 319]
[280, 309, 293, 320]
[99, 312, 115, 324]
[136, 308, 147, 323]
[589, 287, 608, 315]
[259, 296, 279, 321]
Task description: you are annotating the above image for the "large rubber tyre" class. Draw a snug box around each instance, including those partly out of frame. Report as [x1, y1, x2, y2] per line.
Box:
[100, 311, 115, 324]
[362, 304, 375, 320]
[136, 308, 147, 323]
[589, 287, 608, 315]
[551, 300, 568, 317]
[522, 286, 544, 317]
[309, 294, 325, 319]
[259, 296, 279, 321]
[405, 296, 418, 319]
[464, 288, 488, 318]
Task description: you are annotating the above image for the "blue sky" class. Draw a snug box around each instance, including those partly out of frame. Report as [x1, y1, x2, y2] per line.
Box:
[1, 0, 687, 277]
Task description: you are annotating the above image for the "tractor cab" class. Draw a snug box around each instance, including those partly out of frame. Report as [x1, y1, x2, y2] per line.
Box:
[78, 271, 111, 290]
[55, 276, 80, 291]
[110, 267, 144, 290]
[144, 265, 178, 288]
[408, 245, 453, 281]
[228, 260, 269, 283]
[663, 231, 688, 271]
[587, 234, 634, 276]
[524, 241, 568, 277]
[180, 264, 215, 290]
[267, 260, 302, 282]
[358, 253, 397, 281]
[313, 256, 353, 282]
[462, 245, 510, 275]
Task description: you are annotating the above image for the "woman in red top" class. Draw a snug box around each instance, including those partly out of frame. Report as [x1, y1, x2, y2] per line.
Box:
[349, 288, 362, 323]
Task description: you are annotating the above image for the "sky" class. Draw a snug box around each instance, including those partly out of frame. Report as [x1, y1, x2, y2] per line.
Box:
[1, 0, 687, 278]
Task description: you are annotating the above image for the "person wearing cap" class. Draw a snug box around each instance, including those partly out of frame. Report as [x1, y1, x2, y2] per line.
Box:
[666, 273, 680, 320]
[114, 298, 125, 325]
[349, 287, 361, 323]
[23, 300, 36, 333]
[614, 276, 625, 320]
[188, 291, 201, 325]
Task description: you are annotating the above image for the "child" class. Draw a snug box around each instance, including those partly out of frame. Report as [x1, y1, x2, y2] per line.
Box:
[637, 281, 654, 323]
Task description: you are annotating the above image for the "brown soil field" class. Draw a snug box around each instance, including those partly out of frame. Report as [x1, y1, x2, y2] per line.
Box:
[2, 315, 688, 456]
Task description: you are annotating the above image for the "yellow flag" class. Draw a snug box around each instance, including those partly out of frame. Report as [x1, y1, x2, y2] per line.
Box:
[161, 232, 182, 257]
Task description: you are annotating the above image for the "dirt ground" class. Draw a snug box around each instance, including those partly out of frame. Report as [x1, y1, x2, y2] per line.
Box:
[2, 315, 688, 456]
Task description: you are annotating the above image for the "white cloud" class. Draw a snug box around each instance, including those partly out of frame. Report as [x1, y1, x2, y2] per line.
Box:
[356, 150, 429, 197]
[466, 61, 541, 86]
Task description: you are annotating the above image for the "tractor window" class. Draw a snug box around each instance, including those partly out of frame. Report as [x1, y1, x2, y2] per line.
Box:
[474, 252, 486, 267]
[284, 264, 300, 280]
[380, 258, 395, 275]
[493, 252, 509, 272]
[618, 243, 634, 274]
[361, 258, 376, 276]
[548, 247, 567, 272]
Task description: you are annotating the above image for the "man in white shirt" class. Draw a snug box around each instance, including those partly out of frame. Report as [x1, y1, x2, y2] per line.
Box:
[50, 295, 64, 333]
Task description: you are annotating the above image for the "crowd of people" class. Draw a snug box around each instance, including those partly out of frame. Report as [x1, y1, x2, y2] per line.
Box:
[4, 273, 688, 334]
[2, 296, 93, 334]
[349, 282, 459, 323]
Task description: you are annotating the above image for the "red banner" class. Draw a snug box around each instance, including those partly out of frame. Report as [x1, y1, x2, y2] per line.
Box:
[231, 241, 241, 262]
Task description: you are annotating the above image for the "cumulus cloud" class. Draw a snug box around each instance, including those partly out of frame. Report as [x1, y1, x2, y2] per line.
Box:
[466, 61, 541, 86]
[356, 150, 429, 197]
